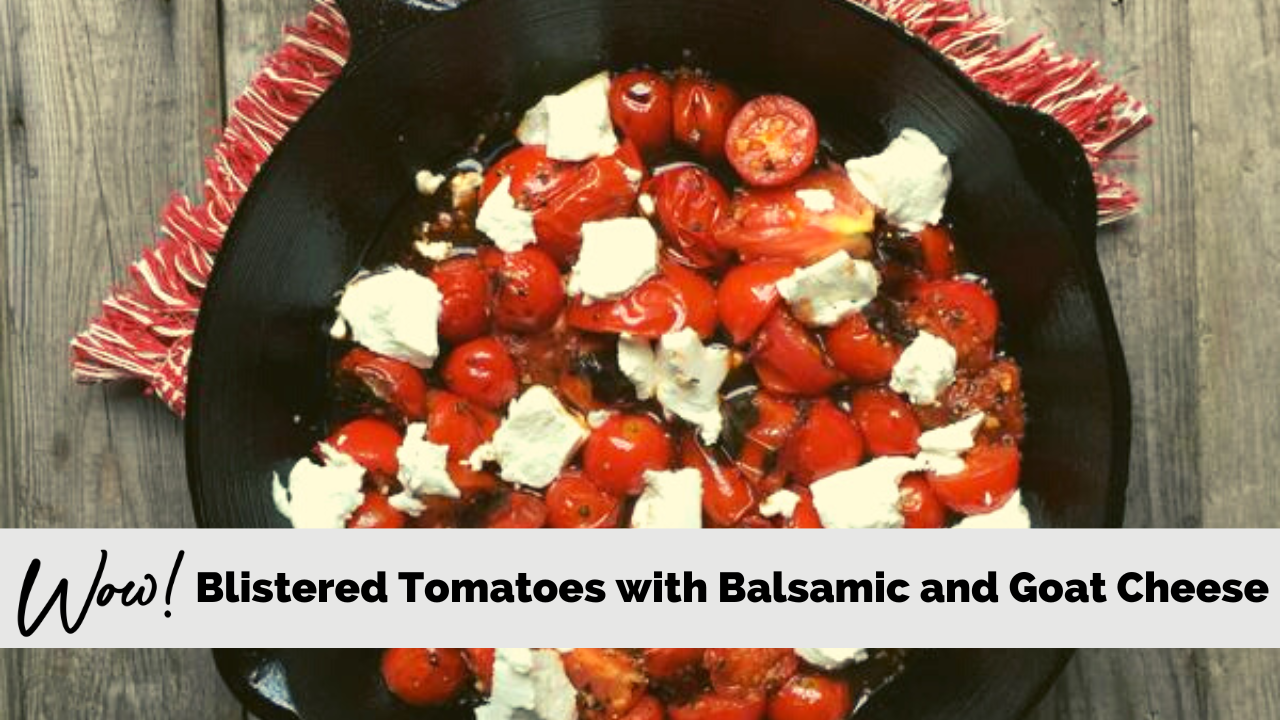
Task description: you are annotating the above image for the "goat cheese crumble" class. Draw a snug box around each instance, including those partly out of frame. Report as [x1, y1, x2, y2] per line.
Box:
[776, 251, 880, 327]
[795, 188, 836, 213]
[795, 648, 870, 670]
[475, 648, 578, 720]
[415, 170, 446, 196]
[272, 444, 366, 529]
[915, 413, 985, 476]
[477, 177, 538, 253]
[890, 331, 957, 405]
[845, 128, 951, 232]
[619, 330, 730, 443]
[759, 489, 802, 520]
[631, 469, 704, 529]
[333, 267, 442, 369]
[954, 490, 1032, 529]
[568, 218, 659, 303]
[469, 386, 588, 489]
[810, 457, 924, 529]
[388, 423, 459, 515]
[517, 72, 618, 162]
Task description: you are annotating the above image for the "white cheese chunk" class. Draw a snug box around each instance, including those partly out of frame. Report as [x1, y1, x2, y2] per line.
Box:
[795, 188, 836, 213]
[655, 329, 731, 444]
[272, 444, 366, 529]
[618, 335, 658, 400]
[334, 267, 442, 369]
[759, 489, 802, 519]
[388, 423, 459, 515]
[469, 386, 587, 489]
[477, 177, 538, 253]
[586, 410, 614, 429]
[415, 169, 446, 196]
[891, 331, 957, 405]
[915, 413, 985, 476]
[776, 251, 880, 327]
[631, 469, 704, 529]
[810, 456, 925, 529]
[845, 128, 951, 232]
[795, 648, 870, 670]
[476, 648, 578, 720]
[414, 239, 453, 262]
[954, 490, 1032, 529]
[516, 72, 618, 162]
[568, 218, 659, 303]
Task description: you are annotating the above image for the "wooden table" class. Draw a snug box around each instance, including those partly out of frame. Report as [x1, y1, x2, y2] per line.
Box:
[1, 0, 1277, 717]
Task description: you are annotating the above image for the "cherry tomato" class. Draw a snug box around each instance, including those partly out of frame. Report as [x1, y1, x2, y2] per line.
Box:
[610, 71, 674, 158]
[426, 390, 500, 460]
[546, 470, 623, 528]
[705, 649, 799, 697]
[326, 417, 402, 475]
[583, 414, 673, 496]
[441, 337, 519, 410]
[717, 259, 798, 345]
[725, 95, 819, 187]
[918, 359, 1025, 444]
[929, 442, 1020, 514]
[483, 492, 548, 529]
[645, 166, 733, 269]
[464, 648, 496, 692]
[899, 475, 947, 528]
[908, 279, 999, 368]
[752, 310, 844, 396]
[622, 695, 666, 720]
[783, 488, 823, 529]
[380, 648, 469, 707]
[567, 261, 718, 339]
[563, 649, 648, 720]
[643, 648, 706, 684]
[487, 247, 566, 334]
[336, 348, 428, 420]
[715, 169, 875, 264]
[824, 313, 901, 384]
[671, 74, 742, 161]
[482, 144, 579, 208]
[346, 492, 407, 529]
[735, 392, 802, 481]
[431, 256, 492, 343]
[849, 388, 922, 457]
[780, 399, 865, 485]
[918, 225, 957, 280]
[767, 674, 853, 720]
[670, 693, 767, 720]
[682, 434, 755, 527]
[535, 143, 646, 264]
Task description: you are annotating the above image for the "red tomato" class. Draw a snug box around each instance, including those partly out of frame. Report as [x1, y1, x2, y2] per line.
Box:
[464, 648, 496, 692]
[824, 313, 901, 384]
[441, 337, 519, 410]
[346, 492, 407, 529]
[482, 144, 579, 207]
[783, 488, 823, 529]
[645, 166, 733, 269]
[919, 359, 1026, 444]
[752, 310, 844, 396]
[380, 648, 469, 707]
[918, 225, 957, 280]
[546, 470, 623, 528]
[725, 95, 819, 187]
[643, 648, 706, 684]
[610, 71, 673, 158]
[567, 261, 717, 339]
[483, 492, 548, 529]
[326, 417, 401, 475]
[671, 74, 742, 161]
[670, 693, 767, 720]
[908, 280, 999, 368]
[714, 169, 875, 264]
[622, 695, 666, 720]
[780, 399, 865, 485]
[336, 348, 428, 420]
[431, 257, 492, 344]
[488, 248, 566, 334]
[767, 674, 853, 720]
[849, 388, 922, 456]
[682, 434, 755, 527]
[705, 649, 799, 697]
[899, 475, 947, 528]
[717, 259, 797, 345]
[929, 443, 1021, 514]
[583, 414, 673, 496]
[563, 649, 648, 720]
[425, 390, 500, 461]
[735, 392, 802, 481]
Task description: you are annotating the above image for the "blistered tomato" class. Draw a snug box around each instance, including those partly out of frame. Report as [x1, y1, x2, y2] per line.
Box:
[725, 95, 819, 187]
[381, 648, 469, 706]
[671, 74, 742, 161]
[583, 414, 673, 496]
[610, 71, 674, 158]
[441, 337, 519, 410]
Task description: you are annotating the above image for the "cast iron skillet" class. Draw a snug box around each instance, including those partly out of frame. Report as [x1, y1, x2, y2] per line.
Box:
[186, 0, 1132, 717]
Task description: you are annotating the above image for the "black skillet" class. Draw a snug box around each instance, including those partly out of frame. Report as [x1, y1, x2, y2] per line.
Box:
[186, 0, 1132, 717]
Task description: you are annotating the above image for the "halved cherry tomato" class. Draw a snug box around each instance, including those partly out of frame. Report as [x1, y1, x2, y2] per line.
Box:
[824, 313, 901, 384]
[326, 417, 402, 475]
[563, 649, 648, 720]
[486, 247, 566, 334]
[610, 71, 674, 158]
[431, 256, 492, 344]
[546, 469, 623, 528]
[346, 492, 407, 529]
[767, 674, 853, 720]
[783, 488, 823, 529]
[726, 95, 819, 188]
[907, 279, 999, 368]
[381, 648, 469, 707]
[670, 693, 767, 720]
[483, 492, 548, 528]
[441, 337, 519, 410]
[584, 414, 673, 496]
[899, 475, 947, 528]
[715, 169, 875, 264]
[682, 434, 755, 527]
[918, 225, 957, 280]
[671, 74, 742, 161]
[645, 166, 733, 269]
[849, 388, 921, 457]
[929, 442, 1020, 515]
[567, 261, 717, 339]
[752, 310, 844, 396]
[336, 348, 428, 420]
[705, 648, 799, 697]
[464, 648, 496, 692]
[622, 695, 666, 720]
[717, 259, 798, 345]
[779, 399, 865, 485]
[643, 648, 706, 685]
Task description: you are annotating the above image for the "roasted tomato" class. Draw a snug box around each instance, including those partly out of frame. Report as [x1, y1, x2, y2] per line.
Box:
[381, 648, 469, 707]
[671, 74, 742, 161]
[464, 648, 496, 692]
[823, 313, 901, 384]
[725, 95, 819, 187]
[584, 414, 673, 496]
[431, 256, 492, 344]
[546, 470, 623, 528]
[483, 492, 548, 529]
[782, 488, 823, 529]
[326, 417, 402, 476]
[670, 693, 767, 720]
[918, 225, 957, 280]
[682, 434, 755, 527]
[346, 492, 407, 529]
[767, 674, 853, 720]
[567, 261, 717, 339]
[848, 388, 921, 457]
[752, 310, 844, 396]
[486, 247, 567, 334]
[622, 695, 666, 720]
[336, 348, 428, 420]
[779, 399, 865, 485]
[734, 391, 802, 482]
[899, 475, 947, 529]
[610, 71, 674, 158]
[425, 390, 501, 496]
[643, 648, 707, 686]
[717, 259, 798, 345]
[441, 337, 520, 410]
[714, 169, 875, 264]
[705, 649, 799, 697]
[645, 166, 733, 269]
[907, 279, 999, 368]
[563, 649, 648, 720]
[929, 443, 1020, 515]
[916, 359, 1026, 444]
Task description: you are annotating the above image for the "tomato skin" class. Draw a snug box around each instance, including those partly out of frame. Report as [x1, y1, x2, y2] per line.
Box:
[346, 492, 407, 529]
[726, 95, 819, 188]
[780, 399, 865, 485]
[752, 310, 844, 396]
[533, 142, 646, 265]
[899, 475, 947, 528]
[441, 337, 519, 410]
[824, 313, 901, 384]
[622, 695, 666, 720]
[705, 648, 799, 697]
[849, 388, 922, 457]
[671, 75, 742, 161]
[610, 71, 674, 158]
[646, 166, 733, 269]
[717, 259, 798, 345]
[425, 390, 500, 464]
[734, 391, 802, 482]
[326, 417, 402, 475]
[670, 693, 767, 720]
[643, 648, 706, 684]
[563, 649, 648, 720]
[583, 414, 673, 496]
[783, 488, 824, 529]
[464, 648, 495, 692]
[929, 442, 1021, 514]
[908, 280, 999, 368]
[488, 248, 566, 334]
[767, 674, 853, 720]
[682, 434, 755, 527]
[483, 492, 548, 529]
[336, 348, 428, 420]
[567, 261, 718, 339]
[431, 256, 492, 344]
[918, 225, 957, 280]
[546, 470, 623, 528]
[380, 648, 469, 707]
[482, 144, 579, 208]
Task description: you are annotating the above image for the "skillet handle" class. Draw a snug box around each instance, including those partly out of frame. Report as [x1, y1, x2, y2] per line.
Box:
[334, 0, 467, 66]
[214, 649, 301, 720]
